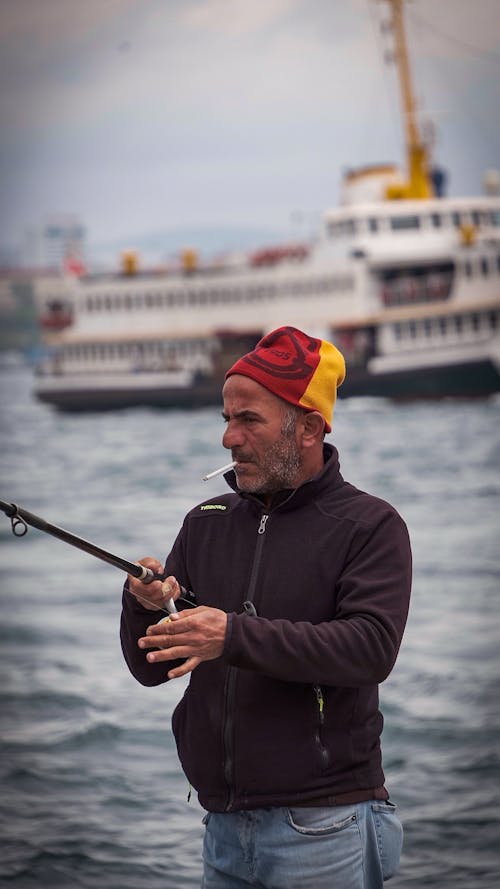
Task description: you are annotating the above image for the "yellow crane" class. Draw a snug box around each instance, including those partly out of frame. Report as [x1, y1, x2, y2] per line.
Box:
[382, 0, 434, 199]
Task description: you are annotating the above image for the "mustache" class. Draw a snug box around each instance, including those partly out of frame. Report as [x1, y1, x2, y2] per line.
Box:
[231, 451, 253, 463]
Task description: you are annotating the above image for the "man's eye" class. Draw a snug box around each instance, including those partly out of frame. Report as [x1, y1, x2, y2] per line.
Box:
[222, 414, 259, 425]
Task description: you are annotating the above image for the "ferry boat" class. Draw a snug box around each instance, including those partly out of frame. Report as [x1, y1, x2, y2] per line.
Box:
[33, 0, 500, 412]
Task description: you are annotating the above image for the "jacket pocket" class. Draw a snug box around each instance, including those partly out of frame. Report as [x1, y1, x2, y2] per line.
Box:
[312, 685, 331, 769]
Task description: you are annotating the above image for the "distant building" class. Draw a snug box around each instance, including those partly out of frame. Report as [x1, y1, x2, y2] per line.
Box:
[23, 216, 86, 271]
[0, 268, 74, 352]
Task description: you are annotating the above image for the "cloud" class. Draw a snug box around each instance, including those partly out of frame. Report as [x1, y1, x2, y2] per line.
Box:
[0, 0, 137, 46]
[180, 0, 301, 36]
[0, 0, 498, 250]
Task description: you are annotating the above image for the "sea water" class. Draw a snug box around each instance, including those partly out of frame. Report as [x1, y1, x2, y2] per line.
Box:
[0, 365, 499, 888]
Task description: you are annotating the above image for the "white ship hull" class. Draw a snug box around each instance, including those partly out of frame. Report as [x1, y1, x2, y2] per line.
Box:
[33, 194, 500, 411]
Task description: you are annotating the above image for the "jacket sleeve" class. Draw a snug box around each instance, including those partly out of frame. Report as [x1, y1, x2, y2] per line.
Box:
[119, 526, 192, 686]
[223, 508, 412, 687]
[120, 583, 176, 686]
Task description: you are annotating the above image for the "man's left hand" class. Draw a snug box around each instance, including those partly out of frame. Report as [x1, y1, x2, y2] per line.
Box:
[138, 606, 227, 679]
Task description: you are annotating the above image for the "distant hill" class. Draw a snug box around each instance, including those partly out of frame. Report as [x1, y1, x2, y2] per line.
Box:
[87, 223, 297, 271]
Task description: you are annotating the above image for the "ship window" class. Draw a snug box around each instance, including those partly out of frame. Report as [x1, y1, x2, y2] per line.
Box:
[471, 211, 481, 226]
[438, 317, 447, 335]
[368, 218, 379, 233]
[489, 311, 498, 329]
[491, 211, 500, 226]
[452, 212, 461, 227]
[390, 215, 420, 230]
[497, 255, 500, 273]
[464, 261, 473, 277]
[480, 257, 489, 276]
[431, 213, 442, 228]
[454, 316, 463, 333]
[471, 313, 481, 331]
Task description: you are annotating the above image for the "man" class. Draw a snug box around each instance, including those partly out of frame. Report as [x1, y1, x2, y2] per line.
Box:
[121, 326, 412, 888]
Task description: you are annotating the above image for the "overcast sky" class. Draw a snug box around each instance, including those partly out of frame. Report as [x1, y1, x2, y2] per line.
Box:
[1, 0, 499, 257]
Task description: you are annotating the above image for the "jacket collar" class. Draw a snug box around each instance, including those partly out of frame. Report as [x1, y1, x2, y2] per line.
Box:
[225, 442, 343, 510]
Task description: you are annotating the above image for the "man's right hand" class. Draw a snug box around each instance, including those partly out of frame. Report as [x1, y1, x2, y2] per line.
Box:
[127, 557, 181, 612]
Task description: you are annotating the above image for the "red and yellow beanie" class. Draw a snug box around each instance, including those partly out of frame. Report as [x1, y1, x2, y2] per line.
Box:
[225, 326, 345, 433]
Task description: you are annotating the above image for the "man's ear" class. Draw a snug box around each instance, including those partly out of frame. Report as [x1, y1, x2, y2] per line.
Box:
[300, 411, 325, 445]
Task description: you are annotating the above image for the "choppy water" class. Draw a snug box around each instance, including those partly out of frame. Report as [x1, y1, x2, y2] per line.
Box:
[0, 365, 499, 888]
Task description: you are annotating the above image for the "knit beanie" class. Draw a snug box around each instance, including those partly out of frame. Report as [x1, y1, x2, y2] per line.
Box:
[225, 326, 345, 433]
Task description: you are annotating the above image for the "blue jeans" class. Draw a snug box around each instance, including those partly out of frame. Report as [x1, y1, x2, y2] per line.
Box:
[201, 801, 403, 888]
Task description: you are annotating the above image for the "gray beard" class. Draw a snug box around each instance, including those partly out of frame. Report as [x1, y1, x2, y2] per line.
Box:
[239, 420, 302, 495]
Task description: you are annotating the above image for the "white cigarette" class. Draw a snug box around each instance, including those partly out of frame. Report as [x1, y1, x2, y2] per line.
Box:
[202, 461, 237, 481]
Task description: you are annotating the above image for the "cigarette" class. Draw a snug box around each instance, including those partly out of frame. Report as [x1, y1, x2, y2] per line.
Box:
[202, 461, 237, 481]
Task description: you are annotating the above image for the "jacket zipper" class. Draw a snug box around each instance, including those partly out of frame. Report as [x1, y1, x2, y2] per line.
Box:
[258, 514, 269, 535]
[223, 510, 269, 811]
[313, 685, 331, 768]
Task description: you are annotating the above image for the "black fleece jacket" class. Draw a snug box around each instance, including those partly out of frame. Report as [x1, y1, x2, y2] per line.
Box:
[120, 444, 412, 812]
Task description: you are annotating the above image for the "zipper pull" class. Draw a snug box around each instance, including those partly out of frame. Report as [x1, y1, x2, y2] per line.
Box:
[314, 685, 325, 724]
[258, 514, 269, 535]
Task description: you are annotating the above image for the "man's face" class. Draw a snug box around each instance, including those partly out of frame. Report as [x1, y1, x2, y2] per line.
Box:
[221, 375, 302, 496]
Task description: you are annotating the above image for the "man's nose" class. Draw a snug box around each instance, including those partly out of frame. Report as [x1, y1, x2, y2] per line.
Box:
[222, 421, 243, 450]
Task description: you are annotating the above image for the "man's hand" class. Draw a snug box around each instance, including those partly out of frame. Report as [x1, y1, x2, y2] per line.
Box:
[127, 557, 180, 612]
[138, 606, 227, 679]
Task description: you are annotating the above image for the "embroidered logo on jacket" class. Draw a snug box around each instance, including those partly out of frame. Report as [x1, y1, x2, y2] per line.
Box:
[200, 504, 227, 511]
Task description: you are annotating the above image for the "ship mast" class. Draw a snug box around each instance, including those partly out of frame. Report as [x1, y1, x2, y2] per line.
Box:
[382, 0, 433, 199]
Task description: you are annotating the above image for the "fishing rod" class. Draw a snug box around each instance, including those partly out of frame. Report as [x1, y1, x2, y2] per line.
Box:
[1, 463, 231, 614]
[0, 499, 175, 609]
